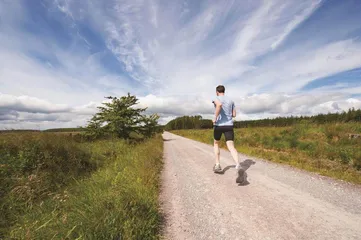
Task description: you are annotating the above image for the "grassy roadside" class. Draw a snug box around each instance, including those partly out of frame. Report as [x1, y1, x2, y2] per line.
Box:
[171, 123, 361, 184]
[1, 132, 164, 239]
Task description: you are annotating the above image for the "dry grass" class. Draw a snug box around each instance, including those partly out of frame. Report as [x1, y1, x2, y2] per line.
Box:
[1, 132, 164, 239]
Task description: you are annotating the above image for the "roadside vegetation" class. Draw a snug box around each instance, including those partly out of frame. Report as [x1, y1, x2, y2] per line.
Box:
[168, 110, 361, 184]
[165, 108, 361, 131]
[1, 94, 164, 239]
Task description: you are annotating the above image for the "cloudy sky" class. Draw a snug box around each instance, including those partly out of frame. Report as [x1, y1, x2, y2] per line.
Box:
[1, 0, 361, 129]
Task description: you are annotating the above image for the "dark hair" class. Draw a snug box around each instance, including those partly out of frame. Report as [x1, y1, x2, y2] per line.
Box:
[216, 85, 225, 93]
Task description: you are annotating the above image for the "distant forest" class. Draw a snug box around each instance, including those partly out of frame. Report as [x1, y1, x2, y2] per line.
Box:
[43, 128, 86, 132]
[0, 128, 86, 133]
[165, 108, 361, 130]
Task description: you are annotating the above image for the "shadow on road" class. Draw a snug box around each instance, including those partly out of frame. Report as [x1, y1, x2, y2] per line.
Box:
[240, 159, 256, 170]
[237, 159, 256, 186]
[215, 165, 234, 174]
[163, 138, 175, 142]
[216, 159, 256, 176]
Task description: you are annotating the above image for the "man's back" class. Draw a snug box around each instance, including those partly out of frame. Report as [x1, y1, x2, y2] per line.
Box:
[213, 95, 234, 126]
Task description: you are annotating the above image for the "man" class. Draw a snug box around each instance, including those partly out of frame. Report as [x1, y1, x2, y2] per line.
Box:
[212, 85, 240, 173]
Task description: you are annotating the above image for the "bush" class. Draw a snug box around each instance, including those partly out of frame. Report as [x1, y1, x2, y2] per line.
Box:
[261, 135, 273, 148]
[325, 145, 338, 161]
[289, 136, 299, 148]
[353, 151, 361, 170]
[247, 133, 261, 147]
[297, 141, 316, 152]
[339, 149, 352, 165]
[323, 125, 341, 141]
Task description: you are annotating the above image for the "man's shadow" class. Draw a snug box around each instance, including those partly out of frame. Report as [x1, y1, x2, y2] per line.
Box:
[236, 159, 256, 186]
[216, 159, 256, 186]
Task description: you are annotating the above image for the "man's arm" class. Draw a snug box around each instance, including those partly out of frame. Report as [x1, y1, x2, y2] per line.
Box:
[232, 102, 236, 117]
[213, 99, 222, 124]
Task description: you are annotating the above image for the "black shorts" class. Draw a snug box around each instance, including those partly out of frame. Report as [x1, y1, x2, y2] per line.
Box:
[213, 126, 234, 141]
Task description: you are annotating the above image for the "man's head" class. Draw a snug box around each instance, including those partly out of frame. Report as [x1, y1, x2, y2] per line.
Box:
[216, 85, 225, 96]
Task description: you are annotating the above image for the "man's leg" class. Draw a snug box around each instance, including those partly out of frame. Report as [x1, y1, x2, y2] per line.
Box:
[213, 127, 222, 173]
[225, 127, 239, 167]
[226, 141, 239, 166]
[214, 140, 221, 165]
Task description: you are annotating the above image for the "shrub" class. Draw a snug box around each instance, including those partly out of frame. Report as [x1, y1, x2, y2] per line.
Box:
[353, 151, 361, 170]
[325, 145, 338, 161]
[323, 125, 341, 141]
[297, 141, 316, 151]
[339, 149, 352, 165]
[289, 136, 299, 148]
[261, 136, 273, 148]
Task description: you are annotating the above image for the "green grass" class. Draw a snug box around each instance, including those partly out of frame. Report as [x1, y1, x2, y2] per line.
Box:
[171, 123, 361, 184]
[1, 132, 163, 239]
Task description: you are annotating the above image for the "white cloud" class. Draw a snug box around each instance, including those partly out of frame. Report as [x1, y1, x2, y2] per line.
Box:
[0, 0, 360, 128]
[1, 90, 360, 130]
[150, 0, 158, 28]
[55, 0, 75, 20]
[227, 39, 361, 95]
[139, 92, 361, 122]
[72, 102, 99, 115]
[0, 93, 70, 114]
[84, 0, 337, 98]
[138, 94, 213, 115]
[271, 0, 322, 50]
[238, 92, 361, 116]
[0, 93, 95, 129]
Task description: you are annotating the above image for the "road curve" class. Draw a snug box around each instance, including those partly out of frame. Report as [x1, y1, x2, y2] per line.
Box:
[160, 132, 361, 240]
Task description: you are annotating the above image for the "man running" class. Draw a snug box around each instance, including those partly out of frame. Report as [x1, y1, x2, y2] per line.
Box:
[212, 85, 240, 173]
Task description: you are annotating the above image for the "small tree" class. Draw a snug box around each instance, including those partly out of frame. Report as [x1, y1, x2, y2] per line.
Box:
[85, 94, 161, 140]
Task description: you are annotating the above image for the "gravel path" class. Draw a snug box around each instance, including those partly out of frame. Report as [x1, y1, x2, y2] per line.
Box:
[160, 132, 361, 240]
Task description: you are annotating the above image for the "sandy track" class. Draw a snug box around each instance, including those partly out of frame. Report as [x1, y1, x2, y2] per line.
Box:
[160, 132, 361, 240]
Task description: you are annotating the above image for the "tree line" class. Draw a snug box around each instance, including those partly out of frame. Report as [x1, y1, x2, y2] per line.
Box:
[165, 108, 361, 130]
[164, 115, 213, 130]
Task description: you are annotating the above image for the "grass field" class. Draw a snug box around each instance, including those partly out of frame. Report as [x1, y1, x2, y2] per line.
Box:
[1, 132, 163, 239]
[172, 123, 361, 184]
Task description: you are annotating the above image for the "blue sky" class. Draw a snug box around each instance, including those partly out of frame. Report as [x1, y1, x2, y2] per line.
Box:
[0, 0, 361, 129]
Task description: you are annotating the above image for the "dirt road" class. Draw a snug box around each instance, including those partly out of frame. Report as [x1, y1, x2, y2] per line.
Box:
[160, 132, 361, 240]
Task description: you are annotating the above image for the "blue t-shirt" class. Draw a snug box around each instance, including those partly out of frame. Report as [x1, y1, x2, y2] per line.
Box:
[212, 96, 235, 126]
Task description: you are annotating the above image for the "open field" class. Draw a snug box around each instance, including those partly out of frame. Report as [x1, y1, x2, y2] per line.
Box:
[172, 122, 361, 184]
[1, 132, 163, 239]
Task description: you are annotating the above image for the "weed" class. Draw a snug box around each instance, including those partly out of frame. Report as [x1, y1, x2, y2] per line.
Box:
[339, 148, 352, 165]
